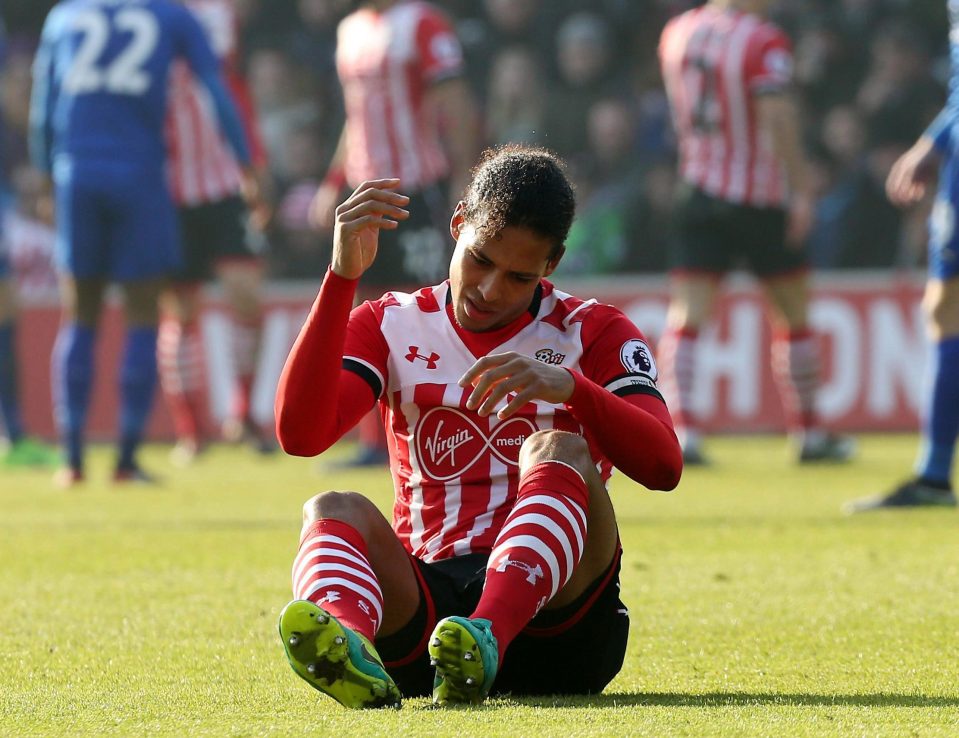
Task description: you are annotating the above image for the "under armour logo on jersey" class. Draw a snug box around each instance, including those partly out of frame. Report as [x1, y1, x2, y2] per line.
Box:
[405, 346, 440, 369]
[495, 555, 544, 585]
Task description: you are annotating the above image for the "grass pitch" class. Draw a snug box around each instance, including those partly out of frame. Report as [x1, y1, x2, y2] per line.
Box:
[2, 434, 958, 736]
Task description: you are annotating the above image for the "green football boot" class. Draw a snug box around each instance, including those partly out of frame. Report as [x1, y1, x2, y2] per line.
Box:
[428, 616, 499, 706]
[278, 600, 401, 709]
[2, 437, 60, 468]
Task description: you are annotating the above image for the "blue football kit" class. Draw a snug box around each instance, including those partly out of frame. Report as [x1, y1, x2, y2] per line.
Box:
[29, 0, 251, 281]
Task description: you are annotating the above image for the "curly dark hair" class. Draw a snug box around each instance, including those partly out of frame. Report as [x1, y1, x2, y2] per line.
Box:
[460, 145, 576, 260]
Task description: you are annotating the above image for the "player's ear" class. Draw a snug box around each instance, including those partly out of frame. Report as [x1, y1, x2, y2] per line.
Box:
[450, 201, 466, 241]
[543, 244, 565, 277]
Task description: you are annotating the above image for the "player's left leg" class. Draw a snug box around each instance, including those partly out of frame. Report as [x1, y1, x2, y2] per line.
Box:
[429, 429, 615, 705]
[762, 271, 855, 463]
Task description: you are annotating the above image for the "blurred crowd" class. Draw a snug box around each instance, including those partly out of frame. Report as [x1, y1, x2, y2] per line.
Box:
[0, 0, 951, 290]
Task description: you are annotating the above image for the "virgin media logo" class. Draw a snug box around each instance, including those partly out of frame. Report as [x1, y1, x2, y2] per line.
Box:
[415, 407, 538, 481]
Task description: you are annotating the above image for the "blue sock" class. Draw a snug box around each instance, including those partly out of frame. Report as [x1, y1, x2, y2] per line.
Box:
[52, 324, 96, 471]
[117, 326, 158, 471]
[915, 335, 959, 487]
[0, 322, 24, 442]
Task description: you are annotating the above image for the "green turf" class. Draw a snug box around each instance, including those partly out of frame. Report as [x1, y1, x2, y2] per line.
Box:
[2, 435, 958, 736]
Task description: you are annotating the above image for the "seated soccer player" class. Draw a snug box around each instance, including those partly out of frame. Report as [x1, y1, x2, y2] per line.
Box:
[274, 146, 683, 708]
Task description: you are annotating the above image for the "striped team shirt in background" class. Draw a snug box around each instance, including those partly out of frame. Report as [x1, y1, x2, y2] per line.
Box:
[659, 4, 794, 208]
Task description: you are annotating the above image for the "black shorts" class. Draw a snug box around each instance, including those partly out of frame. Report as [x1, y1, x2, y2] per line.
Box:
[374, 547, 629, 698]
[671, 184, 807, 277]
[360, 181, 452, 289]
[175, 196, 261, 282]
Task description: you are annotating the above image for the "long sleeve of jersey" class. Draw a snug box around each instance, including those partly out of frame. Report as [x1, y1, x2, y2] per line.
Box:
[565, 371, 682, 491]
[925, 37, 959, 155]
[563, 303, 682, 491]
[274, 269, 378, 456]
[28, 15, 59, 175]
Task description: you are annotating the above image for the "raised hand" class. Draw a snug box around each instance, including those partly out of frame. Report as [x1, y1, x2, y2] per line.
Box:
[886, 136, 940, 208]
[331, 179, 410, 280]
[459, 352, 575, 420]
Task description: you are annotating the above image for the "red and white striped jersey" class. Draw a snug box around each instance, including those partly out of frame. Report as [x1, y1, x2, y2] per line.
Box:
[659, 5, 794, 207]
[336, 1, 464, 190]
[343, 280, 660, 562]
[166, 0, 263, 206]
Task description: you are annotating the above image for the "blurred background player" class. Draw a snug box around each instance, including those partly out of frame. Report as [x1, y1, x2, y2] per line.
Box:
[30, 0, 252, 485]
[846, 1, 959, 511]
[160, 0, 272, 465]
[1, 18, 56, 468]
[657, 0, 854, 466]
[0, 116, 58, 468]
[308, 0, 481, 468]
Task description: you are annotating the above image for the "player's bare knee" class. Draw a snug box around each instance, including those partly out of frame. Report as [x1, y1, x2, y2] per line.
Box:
[302, 490, 375, 530]
[519, 429, 591, 477]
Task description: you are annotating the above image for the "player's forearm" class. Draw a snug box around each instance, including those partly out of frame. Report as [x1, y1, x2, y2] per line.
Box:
[274, 268, 360, 455]
[564, 371, 683, 491]
[225, 66, 267, 169]
[758, 94, 809, 197]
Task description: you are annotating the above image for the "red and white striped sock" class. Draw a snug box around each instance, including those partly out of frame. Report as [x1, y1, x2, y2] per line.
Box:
[657, 327, 699, 440]
[230, 316, 261, 423]
[157, 318, 206, 442]
[472, 461, 589, 663]
[292, 519, 383, 641]
[771, 329, 820, 431]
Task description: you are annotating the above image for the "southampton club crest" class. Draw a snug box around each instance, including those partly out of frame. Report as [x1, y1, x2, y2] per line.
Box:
[619, 339, 657, 381]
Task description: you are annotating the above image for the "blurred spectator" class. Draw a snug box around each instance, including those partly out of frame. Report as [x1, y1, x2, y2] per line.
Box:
[857, 19, 943, 145]
[542, 12, 622, 158]
[560, 96, 669, 276]
[456, 0, 556, 101]
[3, 164, 57, 299]
[248, 46, 322, 184]
[485, 46, 547, 146]
[793, 14, 865, 118]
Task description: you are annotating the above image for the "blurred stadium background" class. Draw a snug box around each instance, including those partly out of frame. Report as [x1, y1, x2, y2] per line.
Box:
[0, 0, 948, 440]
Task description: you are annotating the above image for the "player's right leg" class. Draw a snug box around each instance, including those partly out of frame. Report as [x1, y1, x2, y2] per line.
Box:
[51, 275, 105, 487]
[658, 186, 727, 465]
[279, 490, 420, 708]
[49, 177, 111, 486]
